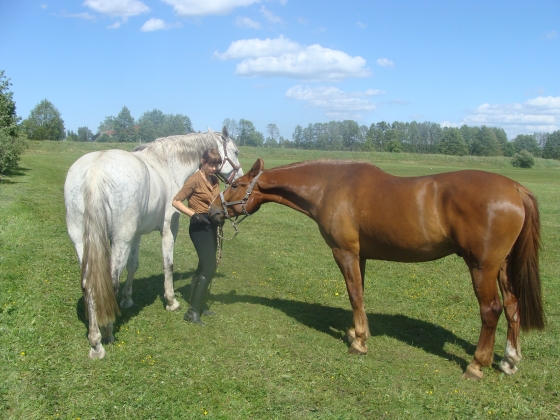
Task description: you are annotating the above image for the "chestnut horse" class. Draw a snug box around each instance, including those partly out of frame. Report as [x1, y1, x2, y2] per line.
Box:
[209, 158, 545, 380]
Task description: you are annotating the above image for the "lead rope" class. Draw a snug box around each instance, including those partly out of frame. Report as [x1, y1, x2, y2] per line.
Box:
[215, 218, 239, 267]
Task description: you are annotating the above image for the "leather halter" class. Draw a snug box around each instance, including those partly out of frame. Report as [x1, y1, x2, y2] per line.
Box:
[219, 171, 263, 224]
[215, 135, 241, 185]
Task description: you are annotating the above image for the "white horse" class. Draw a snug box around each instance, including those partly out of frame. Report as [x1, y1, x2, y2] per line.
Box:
[64, 127, 242, 359]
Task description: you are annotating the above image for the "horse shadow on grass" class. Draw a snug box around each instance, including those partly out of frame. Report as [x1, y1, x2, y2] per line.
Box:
[209, 291, 503, 372]
[75, 279, 501, 371]
[0, 166, 30, 184]
[75, 270, 227, 333]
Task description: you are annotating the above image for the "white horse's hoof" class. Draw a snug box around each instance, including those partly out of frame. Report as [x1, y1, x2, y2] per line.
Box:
[166, 300, 181, 311]
[120, 298, 134, 309]
[89, 345, 106, 360]
[499, 359, 518, 375]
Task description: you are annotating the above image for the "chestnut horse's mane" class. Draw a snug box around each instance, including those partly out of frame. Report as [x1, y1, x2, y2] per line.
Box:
[268, 159, 380, 172]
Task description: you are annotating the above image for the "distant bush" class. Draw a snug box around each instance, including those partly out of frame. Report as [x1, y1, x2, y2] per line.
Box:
[511, 150, 535, 168]
[385, 139, 402, 153]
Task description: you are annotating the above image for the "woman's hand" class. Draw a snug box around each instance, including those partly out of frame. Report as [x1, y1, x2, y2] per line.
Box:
[191, 213, 210, 224]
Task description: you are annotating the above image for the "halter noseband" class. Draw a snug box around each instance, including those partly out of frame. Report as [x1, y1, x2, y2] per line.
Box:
[219, 171, 263, 225]
[215, 135, 241, 185]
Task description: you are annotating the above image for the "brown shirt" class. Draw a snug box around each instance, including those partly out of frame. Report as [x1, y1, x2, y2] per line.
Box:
[174, 170, 220, 214]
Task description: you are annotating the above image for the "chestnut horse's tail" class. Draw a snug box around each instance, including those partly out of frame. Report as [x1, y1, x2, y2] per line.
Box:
[81, 167, 120, 327]
[511, 186, 545, 331]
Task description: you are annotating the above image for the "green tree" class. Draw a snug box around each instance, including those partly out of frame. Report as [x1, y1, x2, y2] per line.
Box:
[265, 123, 280, 147]
[292, 125, 303, 148]
[0, 70, 27, 174]
[66, 130, 78, 142]
[512, 134, 541, 157]
[22, 99, 65, 140]
[385, 139, 402, 153]
[471, 126, 502, 156]
[238, 119, 263, 147]
[222, 118, 239, 139]
[340, 120, 362, 150]
[113, 106, 137, 142]
[492, 127, 508, 152]
[78, 126, 93, 142]
[542, 130, 560, 160]
[98, 115, 115, 134]
[137, 109, 193, 142]
[438, 127, 468, 156]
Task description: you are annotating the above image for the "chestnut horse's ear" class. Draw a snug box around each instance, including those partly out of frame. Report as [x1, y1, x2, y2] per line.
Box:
[248, 159, 264, 177]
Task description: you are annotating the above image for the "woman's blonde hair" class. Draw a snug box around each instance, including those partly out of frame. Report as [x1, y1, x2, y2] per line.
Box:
[200, 149, 222, 168]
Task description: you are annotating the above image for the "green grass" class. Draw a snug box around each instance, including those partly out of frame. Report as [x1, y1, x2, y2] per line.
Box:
[1, 141, 559, 419]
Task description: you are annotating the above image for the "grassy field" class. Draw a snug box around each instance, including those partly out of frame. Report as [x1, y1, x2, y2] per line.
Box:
[1, 141, 559, 419]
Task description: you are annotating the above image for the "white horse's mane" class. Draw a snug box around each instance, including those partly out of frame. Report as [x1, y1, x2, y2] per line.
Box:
[132, 132, 220, 166]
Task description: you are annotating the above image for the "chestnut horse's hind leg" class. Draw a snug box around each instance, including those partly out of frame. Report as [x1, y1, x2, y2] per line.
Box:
[463, 264, 503, 380]
[497, 258, 522, 375]
[332, 249, 370, 354]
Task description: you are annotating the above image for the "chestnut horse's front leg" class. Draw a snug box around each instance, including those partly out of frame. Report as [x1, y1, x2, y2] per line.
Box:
[332, 248, 370, 354]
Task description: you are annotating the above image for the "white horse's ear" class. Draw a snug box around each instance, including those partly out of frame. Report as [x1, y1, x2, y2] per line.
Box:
[207, 127, 214, 133]
[222, 126, 229, 138]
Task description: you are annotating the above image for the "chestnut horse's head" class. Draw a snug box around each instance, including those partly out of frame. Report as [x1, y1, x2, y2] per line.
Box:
[209, 158, 265, 225]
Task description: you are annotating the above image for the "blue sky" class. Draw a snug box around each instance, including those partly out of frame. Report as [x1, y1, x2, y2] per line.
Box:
[1, 0, 559, 140]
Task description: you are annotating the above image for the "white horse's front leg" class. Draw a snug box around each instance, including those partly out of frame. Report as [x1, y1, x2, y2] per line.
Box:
[162, 213, 181, 311]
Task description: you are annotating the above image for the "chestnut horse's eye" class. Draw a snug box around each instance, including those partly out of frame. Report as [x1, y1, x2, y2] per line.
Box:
[231, 183, 238, 189]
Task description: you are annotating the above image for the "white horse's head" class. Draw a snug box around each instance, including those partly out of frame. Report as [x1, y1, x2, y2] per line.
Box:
[212, 126, 243, 184]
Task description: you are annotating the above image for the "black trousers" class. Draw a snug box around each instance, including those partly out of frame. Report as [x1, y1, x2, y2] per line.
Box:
[189, 214, 217, 281]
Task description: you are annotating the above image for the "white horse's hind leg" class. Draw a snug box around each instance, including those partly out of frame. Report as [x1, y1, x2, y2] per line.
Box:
[162, 213, 181, 311]
[120, 236, 141, 309]
[83, 286, 105, 359]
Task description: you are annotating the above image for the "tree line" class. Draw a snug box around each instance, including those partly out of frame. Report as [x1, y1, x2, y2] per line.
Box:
[224, 118, 560, 160]
[2, 68, 560, 176]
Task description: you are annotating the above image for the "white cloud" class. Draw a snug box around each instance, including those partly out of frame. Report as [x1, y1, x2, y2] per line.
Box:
[460, 96, 560, 136]
[365, 89, 385, 96]
[61, 10, 96, 20]
[376, 58, 394, 68]
[215, 35, 300, 60]
[41, 4, 47, 9]
[543, 30, 558, 40]
[260, 6, 281, 23]
[286, 85, 380, 119]
[215, 36, 370, 81]
[235, 16, 261, 29]
[356, 21, 367, 29]
[141, 18, 176, 31]
[83, 0, 149, 18]
[162, 0, 260, 17]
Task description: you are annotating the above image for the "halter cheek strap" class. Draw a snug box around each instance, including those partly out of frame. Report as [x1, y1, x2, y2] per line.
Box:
[220, 171, 263, 222]
[215, 135, 241, 185]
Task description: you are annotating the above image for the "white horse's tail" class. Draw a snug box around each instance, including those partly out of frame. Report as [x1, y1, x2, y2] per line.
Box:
[81, 166, 120, 326]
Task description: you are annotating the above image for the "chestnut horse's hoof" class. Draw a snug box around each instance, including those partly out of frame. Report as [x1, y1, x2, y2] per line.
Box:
[348, 340, 367, 355]
[462, 363, 484, 381]
[346, 327, 356, 343]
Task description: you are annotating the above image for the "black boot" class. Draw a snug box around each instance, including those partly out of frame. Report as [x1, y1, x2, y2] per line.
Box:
[184, 275, 211, 326]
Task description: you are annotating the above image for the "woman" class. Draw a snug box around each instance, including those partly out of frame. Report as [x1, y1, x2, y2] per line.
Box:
[172, 148, 222, 326]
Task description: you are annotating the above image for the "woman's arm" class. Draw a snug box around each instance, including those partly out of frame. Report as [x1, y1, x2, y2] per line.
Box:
[172, 199, 195, 218]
